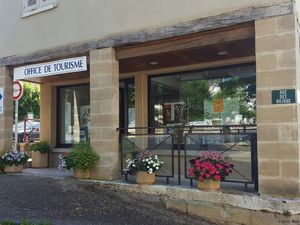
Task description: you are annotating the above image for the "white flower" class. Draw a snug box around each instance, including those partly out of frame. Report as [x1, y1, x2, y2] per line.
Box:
[147, 166, 150, 168]
[145, 158, 149, 162]
[132, 164, 135, 167]
[154, 155, 158, 159]
[156, 167, 159, 170]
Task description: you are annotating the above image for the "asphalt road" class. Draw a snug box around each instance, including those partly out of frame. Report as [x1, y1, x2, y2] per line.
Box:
[0, 174, 215, 225]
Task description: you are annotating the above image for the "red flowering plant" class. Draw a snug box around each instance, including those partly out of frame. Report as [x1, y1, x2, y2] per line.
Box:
[188, 150, 234, 182]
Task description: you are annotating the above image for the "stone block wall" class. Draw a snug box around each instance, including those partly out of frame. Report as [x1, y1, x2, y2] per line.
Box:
[0, 66, 13, 152]
[256, 14, 300, 196]
[89, 48, 119, 180]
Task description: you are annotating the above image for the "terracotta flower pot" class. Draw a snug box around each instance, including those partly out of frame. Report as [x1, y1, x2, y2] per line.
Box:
[4, 165, 23, 173]
[136, 171, 155, 185]
[73, 169, 90, 179]
[31, 151, 48, 168]
[197, 179, 220, 191]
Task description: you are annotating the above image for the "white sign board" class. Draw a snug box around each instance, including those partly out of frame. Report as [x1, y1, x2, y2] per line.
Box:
[0, 88, 3, 114]
[13, 56, 87, 80]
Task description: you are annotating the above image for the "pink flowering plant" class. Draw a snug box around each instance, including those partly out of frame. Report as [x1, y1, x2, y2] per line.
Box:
[188, 150, 234, 182]
[125, 150, 164, 175]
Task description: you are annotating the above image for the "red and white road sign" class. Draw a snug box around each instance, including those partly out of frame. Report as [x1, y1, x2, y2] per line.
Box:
[13, 80, 23, 101]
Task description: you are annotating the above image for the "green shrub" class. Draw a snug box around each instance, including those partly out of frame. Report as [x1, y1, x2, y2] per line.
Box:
[0, 221, 16, 225]
[0, 151, 4, 173]
[0, 220, 52, 225]
[37, 221, 52, 225]
[64, 142, 99, 171]
[0, 160, 4, 173]
[29, 142, 51, 153]
[20, 220, 31, 225]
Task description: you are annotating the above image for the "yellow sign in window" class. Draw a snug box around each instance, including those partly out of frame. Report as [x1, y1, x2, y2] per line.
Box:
[214, 99, 223, 113]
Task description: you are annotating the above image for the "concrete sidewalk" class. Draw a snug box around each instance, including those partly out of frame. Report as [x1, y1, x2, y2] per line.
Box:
[23, 168, 73, 178]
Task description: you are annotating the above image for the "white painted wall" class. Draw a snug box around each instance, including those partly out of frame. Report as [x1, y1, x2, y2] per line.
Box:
[0, 0, 291, 58]
[296, 0, 300, 21]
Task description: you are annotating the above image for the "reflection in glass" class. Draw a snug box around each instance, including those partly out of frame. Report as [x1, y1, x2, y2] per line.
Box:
[57, 85, 90, 145]
[119, 79, 135, 128]
[149, 64, 256, 127]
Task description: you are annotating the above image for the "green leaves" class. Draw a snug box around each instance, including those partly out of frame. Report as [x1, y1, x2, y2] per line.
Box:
[0, 220, 53, 225]
[15, 82, 40, 120]
[28, 141, 51, 153]
[64, 142, 100, 171]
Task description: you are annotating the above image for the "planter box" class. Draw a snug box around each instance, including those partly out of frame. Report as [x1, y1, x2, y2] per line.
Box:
[4, 165, 23, 173]
[136, 171, 155, 185]
[197, 179, 220, 191]
[31, 151, 48, 168]
[73, 169, 90, 179]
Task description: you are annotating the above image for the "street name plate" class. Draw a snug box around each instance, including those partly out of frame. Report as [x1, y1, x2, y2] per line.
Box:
[272, 89, 295, 104]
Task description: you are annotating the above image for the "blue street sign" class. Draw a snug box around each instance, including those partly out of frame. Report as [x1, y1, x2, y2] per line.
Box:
[0, 88, 3, 114]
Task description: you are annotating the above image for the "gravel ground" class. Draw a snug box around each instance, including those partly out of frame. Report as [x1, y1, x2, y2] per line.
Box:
[0, 174, 215, 225]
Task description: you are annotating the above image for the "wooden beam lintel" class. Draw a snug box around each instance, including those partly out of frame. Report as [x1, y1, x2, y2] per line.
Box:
[116, 24, 255, 60]
[119, 55, 256, 77]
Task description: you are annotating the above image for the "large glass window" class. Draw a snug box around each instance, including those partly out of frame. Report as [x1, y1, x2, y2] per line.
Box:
[119, 79, 135, 128]
[57, 84, 90, 146]
[149, 64, 256, 127]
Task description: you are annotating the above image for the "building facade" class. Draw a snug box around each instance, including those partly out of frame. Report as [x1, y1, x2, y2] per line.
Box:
[0, 0, 300, 197]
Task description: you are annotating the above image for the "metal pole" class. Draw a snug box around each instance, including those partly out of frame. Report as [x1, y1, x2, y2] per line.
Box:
[24, 117, 27, 143]
[14, 100, 18, 150]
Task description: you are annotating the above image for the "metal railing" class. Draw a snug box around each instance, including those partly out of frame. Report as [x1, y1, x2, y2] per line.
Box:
[118, 125, 258, 191]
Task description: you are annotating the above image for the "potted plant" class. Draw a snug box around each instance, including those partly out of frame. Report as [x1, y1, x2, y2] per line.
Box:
[0, 150, 5, 173]
[188, 150, 234, 191]
[0, 157, 4, 173]
[64, 142, 99, 179]
[125, 150, 164, 185]
[28, 141, 51, 168]
[1, 150, 29, 173]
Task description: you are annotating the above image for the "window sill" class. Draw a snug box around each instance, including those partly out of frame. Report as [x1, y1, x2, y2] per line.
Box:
[52, 148, 70, 153]
[22, 3, 57, 18]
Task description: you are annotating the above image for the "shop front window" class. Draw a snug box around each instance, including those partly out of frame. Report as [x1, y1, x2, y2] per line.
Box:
[119, 79, 135, 129]
[149, 64, 256, 127]
[57, 84, 90, 146]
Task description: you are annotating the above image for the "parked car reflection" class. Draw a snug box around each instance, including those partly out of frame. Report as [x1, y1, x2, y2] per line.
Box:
[13, 120, 40, 142]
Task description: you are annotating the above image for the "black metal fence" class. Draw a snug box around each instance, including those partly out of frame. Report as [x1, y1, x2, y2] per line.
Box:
[118, 125, 258, 192]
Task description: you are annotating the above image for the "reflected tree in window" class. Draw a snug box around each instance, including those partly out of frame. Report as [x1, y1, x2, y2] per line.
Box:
[182, 80, 211, 122]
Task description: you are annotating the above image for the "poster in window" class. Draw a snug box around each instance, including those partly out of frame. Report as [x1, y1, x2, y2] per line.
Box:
[213, 99, 224, 113]
[163, 104, 172, 124]
[80, 105, 90, 141]
[80, 105, 90, 126]
[128, 108, 135, 127]
[175, 104, 185, 123]
[64, 102, 72, 143]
